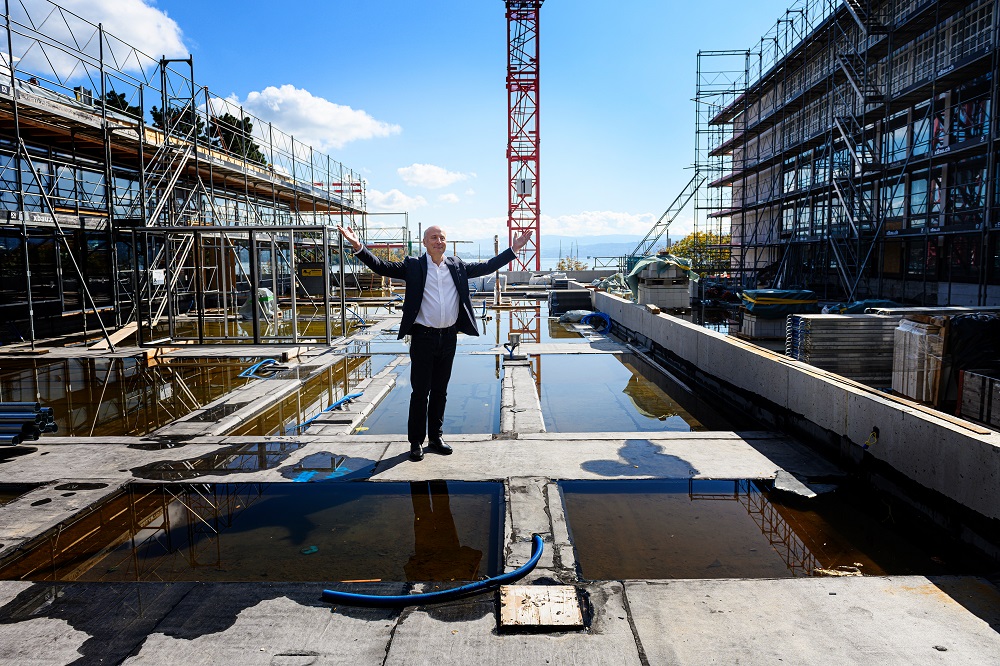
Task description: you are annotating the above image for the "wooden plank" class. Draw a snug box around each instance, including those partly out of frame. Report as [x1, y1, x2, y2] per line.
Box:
[499, 585, 584, 629]
[88, 321, 138, 350]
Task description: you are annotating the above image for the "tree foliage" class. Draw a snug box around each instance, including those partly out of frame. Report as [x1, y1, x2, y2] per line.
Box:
[151, 104, 207, 141]
[209, 112, 268, 165]
[556, 256, 589, 271]
[101, 90, 141, 119]
[369, 246, 405, 262]
[663, 231, 731, 272]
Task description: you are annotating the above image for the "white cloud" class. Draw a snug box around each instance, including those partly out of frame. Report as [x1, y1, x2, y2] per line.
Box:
[231, 84, 400, 151]
[398, 163, 471, 189]
[464, 188, 476, 196]
[539, 210, 660, 236]
[438, 193, 460, 204]
[11, 0, 187, 80]
[367, 188, 427, 212]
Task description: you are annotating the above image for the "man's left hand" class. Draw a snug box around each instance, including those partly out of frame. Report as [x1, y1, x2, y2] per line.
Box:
[512, 230, 533, 252]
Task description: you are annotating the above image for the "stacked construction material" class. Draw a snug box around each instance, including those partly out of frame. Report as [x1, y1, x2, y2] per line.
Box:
[0, 402, 58, 446]
[786, 314, 902, 387]
[892, 317, 946, 404]
[960, 370, 1000, 428]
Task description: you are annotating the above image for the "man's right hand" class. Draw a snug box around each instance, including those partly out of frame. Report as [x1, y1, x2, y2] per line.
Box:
[336, 225, 363, 252]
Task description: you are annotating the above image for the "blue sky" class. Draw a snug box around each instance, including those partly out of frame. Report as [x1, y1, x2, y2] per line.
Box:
[58, 0, 791, 243]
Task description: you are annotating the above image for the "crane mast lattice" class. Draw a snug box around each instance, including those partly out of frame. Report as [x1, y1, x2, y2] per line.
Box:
[505, 0, 544, 271]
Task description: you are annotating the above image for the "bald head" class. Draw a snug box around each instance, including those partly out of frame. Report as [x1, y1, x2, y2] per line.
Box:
[422, 225, 447, 264]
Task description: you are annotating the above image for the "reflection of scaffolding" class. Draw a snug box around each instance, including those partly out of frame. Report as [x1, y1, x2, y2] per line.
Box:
[124, 483, 267, 578]
[231, 355, 375, 436]
[689, 479, 818, 576]
[508, 305, 541, 390]
[0, 356, 253, 437]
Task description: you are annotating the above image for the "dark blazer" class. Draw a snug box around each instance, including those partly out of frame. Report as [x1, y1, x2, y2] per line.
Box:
[353, 246, 517, 339]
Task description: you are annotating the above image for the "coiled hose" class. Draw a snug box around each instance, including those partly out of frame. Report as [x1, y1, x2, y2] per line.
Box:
[321, 534, 544, 607]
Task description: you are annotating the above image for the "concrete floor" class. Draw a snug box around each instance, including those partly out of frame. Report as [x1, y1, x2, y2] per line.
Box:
[1, 323, 999, 664]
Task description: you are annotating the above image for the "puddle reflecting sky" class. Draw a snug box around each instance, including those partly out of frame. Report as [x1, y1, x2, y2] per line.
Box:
[562, 479, 993, 580]
[537, 353, 736, 432]
[357, 355, 503, 435]
[0, 481, 502, 583]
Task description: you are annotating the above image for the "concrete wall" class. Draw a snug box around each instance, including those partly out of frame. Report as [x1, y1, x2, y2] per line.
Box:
[595, 290, 1000, 524]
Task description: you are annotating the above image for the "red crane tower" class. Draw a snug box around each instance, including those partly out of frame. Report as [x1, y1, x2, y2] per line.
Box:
[506, 0, 544, 271]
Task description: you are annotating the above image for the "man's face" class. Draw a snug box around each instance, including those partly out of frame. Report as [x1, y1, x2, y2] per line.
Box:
[423, 226, 447, 259]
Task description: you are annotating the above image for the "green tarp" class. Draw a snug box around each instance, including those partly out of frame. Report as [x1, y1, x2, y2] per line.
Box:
[741, 289, 819, 318]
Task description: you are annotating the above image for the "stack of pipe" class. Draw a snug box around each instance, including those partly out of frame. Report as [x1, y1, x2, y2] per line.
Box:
[0, 402, 57, 446]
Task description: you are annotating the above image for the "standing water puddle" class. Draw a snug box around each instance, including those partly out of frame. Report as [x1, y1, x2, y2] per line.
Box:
[0, 356, 265, 436]
[229, 355, 388, 435]
[537, 353, 741, 432]
[357, 355, 503, 435]
[561, 479, 992, 580]
[0, 481, 502, 583]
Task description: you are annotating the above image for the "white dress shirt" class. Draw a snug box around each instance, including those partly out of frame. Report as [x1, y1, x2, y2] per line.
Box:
[415, 254, 459, 329]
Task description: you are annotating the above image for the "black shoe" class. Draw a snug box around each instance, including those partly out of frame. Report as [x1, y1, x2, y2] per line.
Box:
[427, 438, 453, 455]
[409, 443, 424, 461]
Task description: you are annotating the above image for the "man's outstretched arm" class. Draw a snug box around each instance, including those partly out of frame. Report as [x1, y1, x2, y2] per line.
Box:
[335, 225, 407, 279]
[466, 230, 534, 279]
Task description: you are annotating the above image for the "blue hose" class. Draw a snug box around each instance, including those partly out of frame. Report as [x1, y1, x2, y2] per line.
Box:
[321, 534, 544, 607]
[285, 391, 364, 434]
[580, 312, 611, 333]
[345, 306, 367, 327]
[239, 359, 278, 378]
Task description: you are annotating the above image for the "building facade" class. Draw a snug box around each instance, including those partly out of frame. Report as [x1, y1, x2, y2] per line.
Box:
[697, 0, 1000, 305]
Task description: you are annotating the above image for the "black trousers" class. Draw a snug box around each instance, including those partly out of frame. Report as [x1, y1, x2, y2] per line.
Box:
[408, 325, 458, 445]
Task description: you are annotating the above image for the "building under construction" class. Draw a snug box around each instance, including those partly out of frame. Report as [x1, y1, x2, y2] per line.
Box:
[696, 0, 1000, 306]
[0, 1, 376, 349]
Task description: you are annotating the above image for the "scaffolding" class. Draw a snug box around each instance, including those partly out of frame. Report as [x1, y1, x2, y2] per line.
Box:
[695, 0, 1000, 306]
[0, 0, 370, 347]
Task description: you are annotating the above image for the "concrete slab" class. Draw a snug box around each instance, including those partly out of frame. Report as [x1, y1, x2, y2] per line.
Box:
[0, 582, 197, 665]
[474, 340, 627, 355]
[371, 436, 781, 482]
[500, 361, 545, 434]
[626, 576, 1000, 665]
[123, 583, 400, 666]
[384, 582, 642, 665]
[0, 480, 126, 543]
[0, 440, 389, 485]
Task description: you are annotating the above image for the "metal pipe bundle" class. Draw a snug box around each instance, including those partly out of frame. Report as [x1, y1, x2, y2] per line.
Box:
[0, 402, 57, 446]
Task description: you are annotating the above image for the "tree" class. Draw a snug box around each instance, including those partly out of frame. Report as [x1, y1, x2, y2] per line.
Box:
[369, 246, 405, 262]
[101, 90, 141, 119]
[151, 104, 207, 142]
[209, 112, 268, 165]
[663, 231, 731, 273]
[556, 256, 589, 271]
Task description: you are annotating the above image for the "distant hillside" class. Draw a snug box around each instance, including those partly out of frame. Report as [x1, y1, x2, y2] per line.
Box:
[458, 234, 676, 263]
[540, 234, 672, 259]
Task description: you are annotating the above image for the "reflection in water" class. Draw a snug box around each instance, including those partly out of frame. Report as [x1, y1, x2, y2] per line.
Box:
[0, 356, 260, 437]
[537, 353, 721, 432]
[358, 355, 503, 435]
[131, 441, 306, 480]
[231, 355, 380, 436]
[562, 479, 988, 580]
[406, 481, 483, 581]
[0, 482, 501, 583]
